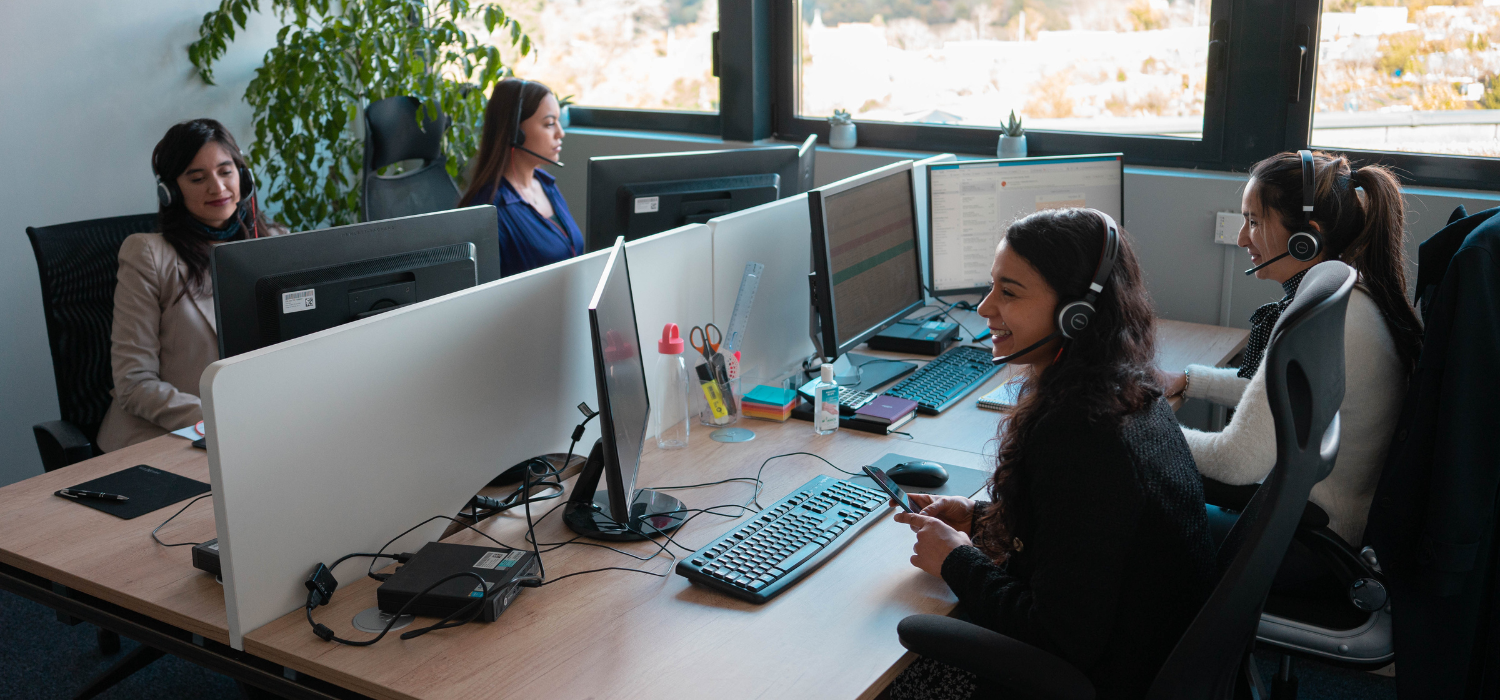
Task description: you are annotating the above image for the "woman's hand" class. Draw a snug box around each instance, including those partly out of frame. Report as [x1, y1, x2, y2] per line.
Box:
[893, 512, 973, 577]
[903, 494, 976, 534]
[1161, 370, 1187, 398]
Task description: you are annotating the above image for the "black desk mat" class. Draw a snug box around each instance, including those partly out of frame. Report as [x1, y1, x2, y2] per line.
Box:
[59, 465, 210, 520]
[846, 453, 991, 499]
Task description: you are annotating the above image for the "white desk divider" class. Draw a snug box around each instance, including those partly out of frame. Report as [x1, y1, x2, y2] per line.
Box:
[708, 194, 817, 385]
[202, 223, 712, 649]
[912, 154, 957, 301]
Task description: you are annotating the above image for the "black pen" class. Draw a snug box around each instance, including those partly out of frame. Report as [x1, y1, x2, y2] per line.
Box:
[57, 489, 129, 502]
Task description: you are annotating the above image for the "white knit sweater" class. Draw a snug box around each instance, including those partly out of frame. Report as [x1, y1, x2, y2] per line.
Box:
[1181, 287, 1405, 545]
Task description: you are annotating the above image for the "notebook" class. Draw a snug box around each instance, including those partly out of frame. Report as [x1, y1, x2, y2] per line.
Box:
[854, 395, 919, 425]
[976, 377, 1025, 412]
[57, 465, 210, 520]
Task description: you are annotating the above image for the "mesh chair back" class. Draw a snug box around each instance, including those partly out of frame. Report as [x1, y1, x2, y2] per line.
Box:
[26, 214, 158, 443]
[362, 96, 459, 221]
[1147, 261, 1355, 700]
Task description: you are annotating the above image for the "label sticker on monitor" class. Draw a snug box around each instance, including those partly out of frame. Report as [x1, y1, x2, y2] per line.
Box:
[634, 196, 660, 214]
[281, 289, 316, 314]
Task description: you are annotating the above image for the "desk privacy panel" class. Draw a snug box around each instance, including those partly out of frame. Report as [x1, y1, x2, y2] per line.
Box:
[202, 224, 712, 648]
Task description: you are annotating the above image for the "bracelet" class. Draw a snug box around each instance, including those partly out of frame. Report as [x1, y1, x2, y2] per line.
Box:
[1180, 366, 1192, 398]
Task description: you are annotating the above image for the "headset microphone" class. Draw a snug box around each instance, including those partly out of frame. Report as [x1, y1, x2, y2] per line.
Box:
[515, 144, 564, 167]
[991, 332, 1060, 366]
[1243, 250, 1290, 276]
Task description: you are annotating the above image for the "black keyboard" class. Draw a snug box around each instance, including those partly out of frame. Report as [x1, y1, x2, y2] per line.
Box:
[882, 345, 1001, 414]
[675, 475, 888, 603]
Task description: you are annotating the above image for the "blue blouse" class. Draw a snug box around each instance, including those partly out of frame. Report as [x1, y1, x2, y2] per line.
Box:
[490, 169, 585, 278]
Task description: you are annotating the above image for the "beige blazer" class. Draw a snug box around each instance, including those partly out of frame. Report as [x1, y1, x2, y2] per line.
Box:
[97, 233, 219, 452]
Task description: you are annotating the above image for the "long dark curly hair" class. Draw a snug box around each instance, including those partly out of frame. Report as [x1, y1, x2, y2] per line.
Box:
[971, 209, 1162, 562]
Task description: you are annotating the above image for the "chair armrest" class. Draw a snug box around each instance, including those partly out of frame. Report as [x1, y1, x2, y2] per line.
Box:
[897, 615, 1095, 700]
[33, 420, 95, 472]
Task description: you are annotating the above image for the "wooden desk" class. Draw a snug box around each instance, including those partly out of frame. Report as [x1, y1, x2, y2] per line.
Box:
[0, 317, 1247, 700]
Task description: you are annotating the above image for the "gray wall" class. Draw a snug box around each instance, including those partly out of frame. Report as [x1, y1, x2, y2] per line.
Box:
[0, 2, 277, 485]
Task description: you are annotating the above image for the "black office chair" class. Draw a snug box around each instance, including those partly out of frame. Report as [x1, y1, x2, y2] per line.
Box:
[896, 261, 1356, 700]
[27, 213, 157, 472]
[362, 95, 461, 222]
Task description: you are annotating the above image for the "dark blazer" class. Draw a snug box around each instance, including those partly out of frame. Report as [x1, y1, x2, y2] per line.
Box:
[1366, 207, 1500, 698]
[940, 398, 1216, 700]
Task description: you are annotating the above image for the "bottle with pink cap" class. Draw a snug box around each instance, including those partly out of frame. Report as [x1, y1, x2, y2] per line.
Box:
[650, 323, 692, 449]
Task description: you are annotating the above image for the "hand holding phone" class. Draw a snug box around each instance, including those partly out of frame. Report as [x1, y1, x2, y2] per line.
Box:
[863, 466, 916, 513]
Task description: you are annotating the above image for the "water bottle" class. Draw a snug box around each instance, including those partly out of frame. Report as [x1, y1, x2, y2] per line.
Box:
[812, 363, 840, 435]
[651, 324, 692, 449]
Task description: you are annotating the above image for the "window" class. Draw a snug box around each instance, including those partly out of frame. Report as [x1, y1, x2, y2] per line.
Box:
[491, 0, 719, 113]
[1312, 0, 1500, 157]
[797, 0, 1217, 138]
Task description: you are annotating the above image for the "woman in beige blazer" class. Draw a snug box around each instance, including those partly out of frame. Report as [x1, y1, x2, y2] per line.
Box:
[98, 119, 283, 451]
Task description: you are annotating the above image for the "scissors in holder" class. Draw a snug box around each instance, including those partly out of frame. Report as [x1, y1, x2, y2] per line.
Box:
[690, 324, 723, 364]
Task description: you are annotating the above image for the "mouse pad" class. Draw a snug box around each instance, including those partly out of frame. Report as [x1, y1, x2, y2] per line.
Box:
[849, 453, 991, 499]
[59, 465, 210, 520]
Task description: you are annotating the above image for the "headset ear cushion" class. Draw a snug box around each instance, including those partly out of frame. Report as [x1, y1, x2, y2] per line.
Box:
[1056, 301, 1095, 340]
[239, 166, 255, 199]
[157, 179, 173, 209]
[1287, 230, 1321, 262]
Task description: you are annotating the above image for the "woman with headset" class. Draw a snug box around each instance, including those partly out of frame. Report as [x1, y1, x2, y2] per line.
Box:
[459, 78, 582, 278]
[885, 209, 1215, 700]
[98, 118, 284, 452]
[1162, 151, 1420, 553]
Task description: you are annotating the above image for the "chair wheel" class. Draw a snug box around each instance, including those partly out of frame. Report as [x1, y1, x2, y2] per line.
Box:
[96, 628, 121, 655]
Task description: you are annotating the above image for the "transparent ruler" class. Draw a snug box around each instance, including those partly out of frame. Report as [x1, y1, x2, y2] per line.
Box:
[723, 262, 764, 353]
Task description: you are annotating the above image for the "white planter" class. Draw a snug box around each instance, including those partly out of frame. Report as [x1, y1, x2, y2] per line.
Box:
[829, 123, 857, 149]
[998, 134, 1027, 158]
[559, 105, 571, 129]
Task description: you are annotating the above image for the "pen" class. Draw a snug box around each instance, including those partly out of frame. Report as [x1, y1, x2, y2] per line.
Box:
[57, 489, 129, 502]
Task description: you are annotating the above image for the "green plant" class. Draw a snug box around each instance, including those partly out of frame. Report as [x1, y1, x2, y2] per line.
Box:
[1002, 110, 1025, 137]
[188, 0, 531, 230]
[829, 109, 854, 125]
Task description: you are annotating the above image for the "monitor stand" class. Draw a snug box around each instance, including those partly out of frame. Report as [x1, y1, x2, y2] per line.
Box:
[562, 489, 687, 542]
[831, 352, 916, 392]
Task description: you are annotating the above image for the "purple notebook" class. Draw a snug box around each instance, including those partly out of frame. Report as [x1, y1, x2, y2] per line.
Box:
[854, 395, 918, 424]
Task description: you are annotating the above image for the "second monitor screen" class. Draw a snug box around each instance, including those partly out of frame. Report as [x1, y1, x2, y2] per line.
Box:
[823, 169, 922, 345]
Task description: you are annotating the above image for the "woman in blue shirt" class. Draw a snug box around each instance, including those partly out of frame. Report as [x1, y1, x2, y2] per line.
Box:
[460, 78, 583, 277]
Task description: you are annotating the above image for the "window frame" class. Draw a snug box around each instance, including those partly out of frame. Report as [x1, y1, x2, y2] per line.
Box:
[770, 0, 1236, 169]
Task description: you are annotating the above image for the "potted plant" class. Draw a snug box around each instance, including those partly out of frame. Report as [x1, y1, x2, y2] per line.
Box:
[829, 110, 857, 149]
[187, 0, 530, 230]
[998, 111, 1027, 158]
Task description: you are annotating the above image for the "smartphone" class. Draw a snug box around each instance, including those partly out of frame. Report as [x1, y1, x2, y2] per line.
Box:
[863, 466, 917, 514]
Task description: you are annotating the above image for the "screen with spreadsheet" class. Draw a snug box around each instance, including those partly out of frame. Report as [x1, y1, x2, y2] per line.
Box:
[809, 162, 924, 357]
[927, 154, 1123, 295]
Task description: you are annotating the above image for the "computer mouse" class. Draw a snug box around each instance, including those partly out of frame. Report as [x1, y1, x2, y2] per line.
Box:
[887, 460, 949, 488]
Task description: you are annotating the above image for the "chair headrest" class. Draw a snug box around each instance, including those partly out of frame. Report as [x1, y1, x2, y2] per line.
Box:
[1269, 261, 1355, 346]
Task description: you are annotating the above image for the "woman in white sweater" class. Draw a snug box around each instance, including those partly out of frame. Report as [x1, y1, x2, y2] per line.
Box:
[1164, 151, 1423, 548]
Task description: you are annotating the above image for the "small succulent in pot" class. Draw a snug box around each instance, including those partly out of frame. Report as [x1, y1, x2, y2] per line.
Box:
[998, 111, 1027, 158]
[829, 109, 857, 149]
[1002, 110, 1024, 137]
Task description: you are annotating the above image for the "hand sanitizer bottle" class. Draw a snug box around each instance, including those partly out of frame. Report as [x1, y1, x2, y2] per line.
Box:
[813, 363, 840, 435]
[651, 324, 691, 449]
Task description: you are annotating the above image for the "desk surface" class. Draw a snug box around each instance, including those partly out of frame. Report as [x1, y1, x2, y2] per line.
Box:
[0, 317, 1246, 700]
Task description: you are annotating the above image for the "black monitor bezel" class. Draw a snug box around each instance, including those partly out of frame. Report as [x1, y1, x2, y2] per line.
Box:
[925, 153, 1125, 296]
[210, 206, 502, 359]
[808, 161, 925, 360]
[585, 145, 807, 252]
[586, 237, 649, 522]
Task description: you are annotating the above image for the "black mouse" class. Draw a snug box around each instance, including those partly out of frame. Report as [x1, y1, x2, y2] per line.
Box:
[886, 460, 949, 488]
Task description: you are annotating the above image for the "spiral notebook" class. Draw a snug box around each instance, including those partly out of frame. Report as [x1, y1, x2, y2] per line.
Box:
[976, 377, 1025, 412]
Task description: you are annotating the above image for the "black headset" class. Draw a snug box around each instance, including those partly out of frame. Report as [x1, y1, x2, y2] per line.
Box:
[1245, 149, 1322, 276]
[154, 151, 256, 209]
[992, 209, 1120, 365]
[510, 79, 563, 167]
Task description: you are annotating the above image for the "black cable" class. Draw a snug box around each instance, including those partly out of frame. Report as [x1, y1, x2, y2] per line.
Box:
[151, 493, 213, 547]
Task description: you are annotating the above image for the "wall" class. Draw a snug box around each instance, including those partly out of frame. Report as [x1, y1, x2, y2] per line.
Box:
[0, 2, 279, 484]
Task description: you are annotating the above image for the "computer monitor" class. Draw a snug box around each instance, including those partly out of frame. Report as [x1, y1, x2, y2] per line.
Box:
[563, 237, 688, 541]
[926, 153, 1124, 295]
[212, 206, 502, 358]
[808, 161, 925, 390]
[584, 135, 818, 252]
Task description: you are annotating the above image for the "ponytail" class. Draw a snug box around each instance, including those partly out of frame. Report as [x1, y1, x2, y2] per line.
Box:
[1346, 163, 1423, 374]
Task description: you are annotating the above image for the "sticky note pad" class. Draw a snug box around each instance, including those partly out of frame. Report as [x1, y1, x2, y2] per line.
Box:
[744, 385, 797, 408]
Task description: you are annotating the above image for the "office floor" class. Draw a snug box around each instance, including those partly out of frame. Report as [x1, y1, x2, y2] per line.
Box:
[1, 588, 1395, 699]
